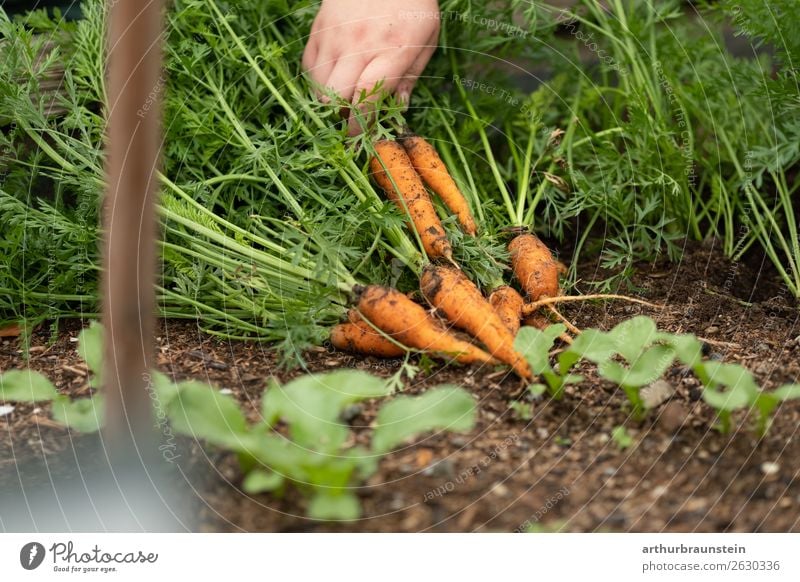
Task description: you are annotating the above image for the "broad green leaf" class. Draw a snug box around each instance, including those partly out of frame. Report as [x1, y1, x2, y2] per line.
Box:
[629, 345, 675, 385]
[515, 324, 566, 374]
[703, 387, 749, 410]
[77, 322, 104, 380]
[754, 393, 779, 418]
[700, 362, 758, 411]
[307, 492, 361, 520]
[0, 369, 58, 402]
[150, 370, 180, 407]
[775, 384, 800, 401]
[658, 332, 703, 367]
[242, 469, 285, 494]
[167, 381, 250, 450]
[261, 370, 390, 453]
[283, 370, 391, 404]
[600, 345, 674, 388]
[241, 433, 314, 484]
[51, 395, 104, 432]
[600, 361, 628, 386]
[372, 386, 476, 453]
[567, 328, 617, 364]
[608, 316, 658, 362]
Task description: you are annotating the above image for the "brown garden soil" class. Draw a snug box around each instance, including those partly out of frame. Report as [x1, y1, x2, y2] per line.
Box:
[2, 241, 799, 532]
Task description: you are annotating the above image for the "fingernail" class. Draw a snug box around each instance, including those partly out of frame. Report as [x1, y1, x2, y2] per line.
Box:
[399, 91, 410, 110]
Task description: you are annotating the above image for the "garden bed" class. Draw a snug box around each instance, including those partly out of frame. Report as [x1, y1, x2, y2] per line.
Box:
[3, 242, 798, 532]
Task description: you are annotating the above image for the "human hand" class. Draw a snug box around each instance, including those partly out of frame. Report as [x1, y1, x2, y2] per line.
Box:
[302, 0, 440, 135]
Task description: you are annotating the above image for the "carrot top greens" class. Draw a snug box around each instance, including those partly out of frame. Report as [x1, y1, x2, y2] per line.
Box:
[1, 0, 798, 361]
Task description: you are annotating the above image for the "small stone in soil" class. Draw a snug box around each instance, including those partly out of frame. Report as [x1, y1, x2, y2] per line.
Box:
[423, 459, 455, 479]
[704, 325, 719, 334]
[490, 482, 510, 497]
[641, 380, 674, 408]
[760, 462, 780, 476]
[658, 401, 688, 433]
[450, 436, 469, 447]
[651, 485, 668, 498]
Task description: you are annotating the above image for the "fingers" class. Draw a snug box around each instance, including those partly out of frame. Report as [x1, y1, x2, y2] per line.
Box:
[301, 37, 317, 73]
[324, 56, 369, 103]
[303, 47, 339, 97]
[395, 31, 438, 107]
[396, 46, 436, 107]
[346, 55, 411, 135]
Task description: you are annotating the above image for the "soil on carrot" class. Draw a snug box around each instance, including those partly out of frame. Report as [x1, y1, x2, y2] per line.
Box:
[2, 241, 799, 532]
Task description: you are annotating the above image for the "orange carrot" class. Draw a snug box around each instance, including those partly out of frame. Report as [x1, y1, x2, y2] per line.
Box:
[370, 140, 453, 261]
[420, 265, 532, 380]
[509, 233, 560, 300]
[356, 285, 496, 366]
[330, 321, 406, 358]
[489, 286, 525, 335]
[399, 134, 478, 236]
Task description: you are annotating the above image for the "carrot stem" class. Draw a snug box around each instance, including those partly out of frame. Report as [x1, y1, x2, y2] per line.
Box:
[521, 294, 661, 316]
[546, 304, 582, 335]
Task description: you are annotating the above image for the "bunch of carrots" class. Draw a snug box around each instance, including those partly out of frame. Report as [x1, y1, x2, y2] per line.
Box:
[330, 135, 644, 381]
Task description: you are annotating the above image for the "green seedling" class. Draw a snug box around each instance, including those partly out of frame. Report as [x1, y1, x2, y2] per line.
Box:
[751, 384, 800, 437]
[173, 371, 476, 520]
[76, 321, 104, 387]
[611, 426, 634, 450]
[0, 369, 59, 402]
[697, 361, 756, 434]
[510, 400, 533, 421]
[1, 365, 477, 520]
[514, 324, 583, 399]
[565, 317, 676, 419]
[0, 324, 106, 432]
[1, 330, 476, 522]
[698, 360, 800, 435]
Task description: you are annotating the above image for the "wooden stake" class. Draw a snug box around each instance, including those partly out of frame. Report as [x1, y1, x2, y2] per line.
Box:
[101, 0, 165, 454]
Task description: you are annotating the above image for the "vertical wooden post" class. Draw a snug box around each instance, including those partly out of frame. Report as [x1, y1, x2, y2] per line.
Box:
[102, 0, 164, 455]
